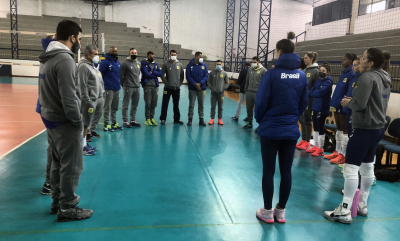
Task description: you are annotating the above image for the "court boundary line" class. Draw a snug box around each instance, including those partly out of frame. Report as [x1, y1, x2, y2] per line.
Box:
[0, 129, 46, 161]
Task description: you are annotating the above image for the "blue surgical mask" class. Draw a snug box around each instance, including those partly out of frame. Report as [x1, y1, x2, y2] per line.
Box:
[216, 66, 222, 71]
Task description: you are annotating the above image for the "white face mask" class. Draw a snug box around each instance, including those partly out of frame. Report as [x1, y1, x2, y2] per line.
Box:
[252, 63, 258, 69]
[199, 58, 204, 63]
[92, 56, 100, 64]
[171, 56, 177, 61]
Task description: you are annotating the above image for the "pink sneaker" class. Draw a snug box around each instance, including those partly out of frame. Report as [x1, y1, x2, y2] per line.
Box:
[256, 208, 274, 223]
[274, 205, 286, 223]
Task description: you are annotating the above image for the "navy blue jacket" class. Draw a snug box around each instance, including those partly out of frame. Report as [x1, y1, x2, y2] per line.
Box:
[330, 66, 353, 112]
[255, 53, 308, 140]
[237, 67, 249, 93]
[99, 53, 121, 91]
[140, 59, 162, 87]
[342, 72, 362, 113]
[186, 58, 209, 91]
[310, 76, 333, 116]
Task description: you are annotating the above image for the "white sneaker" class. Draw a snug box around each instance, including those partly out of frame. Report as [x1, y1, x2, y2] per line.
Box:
[256, 208, 274, 223]
[324, 204, 352, 224]
[357, 202, 368, 216]
[274, 205, 286, 223]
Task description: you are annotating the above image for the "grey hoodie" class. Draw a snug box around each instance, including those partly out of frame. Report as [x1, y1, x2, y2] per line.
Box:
[207, 69, 229, 94]
[304, 63, 319, 91]
[347, 68, 391, 129]
[161, 59, 184, 90]
[245, 65, 267, 92]
[95, 67, 105, 98]
[38, 41, 82, 128]
[78, 58, 101, 103]
[120, 58, 141, 88]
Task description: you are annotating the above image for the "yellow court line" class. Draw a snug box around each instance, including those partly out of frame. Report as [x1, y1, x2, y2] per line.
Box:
[1, 217, 400, 236]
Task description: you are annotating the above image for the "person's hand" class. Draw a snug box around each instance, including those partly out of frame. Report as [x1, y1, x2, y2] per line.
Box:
[150, 71, 152, 74]
[341, 96, 352, 107]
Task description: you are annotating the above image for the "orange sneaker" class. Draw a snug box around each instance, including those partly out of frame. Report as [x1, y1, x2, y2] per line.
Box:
[208, 119, 214, 125]
[311, 148, 325, 156]
[296, 140, 305, 148]
[218, 118, 224, 125]
[331, 154, 345, 164]
[306, 146, 318, 153]
[297, 141, 311, 150]
[324, 151, 339, 160]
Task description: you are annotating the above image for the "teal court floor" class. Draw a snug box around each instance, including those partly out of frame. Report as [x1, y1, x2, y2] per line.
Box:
[1, 77, 400, 241]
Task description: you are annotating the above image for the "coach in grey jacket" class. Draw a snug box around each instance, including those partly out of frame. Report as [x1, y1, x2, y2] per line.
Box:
[159, 50, 185, 125]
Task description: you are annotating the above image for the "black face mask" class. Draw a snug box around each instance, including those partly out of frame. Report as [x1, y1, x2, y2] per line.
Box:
[111, 53, 118, 58]
[319, 72, 327, 78]
[148, 58, 154, 63]
[131, 54, 137, 60]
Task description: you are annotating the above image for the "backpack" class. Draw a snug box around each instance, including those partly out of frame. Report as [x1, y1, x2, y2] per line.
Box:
[323, 131, 336, 153]
[375, 169, 400, 183]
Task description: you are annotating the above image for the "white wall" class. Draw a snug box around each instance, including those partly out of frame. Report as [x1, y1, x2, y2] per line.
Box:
[305, 18, 350, 41]
[354, 7, 400, 34]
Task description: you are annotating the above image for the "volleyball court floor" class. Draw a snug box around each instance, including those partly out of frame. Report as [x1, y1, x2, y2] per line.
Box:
[0, 77, 399, 241]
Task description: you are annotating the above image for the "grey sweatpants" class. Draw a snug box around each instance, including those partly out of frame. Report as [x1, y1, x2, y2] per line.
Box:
[104, 90, 120, 126]
[299, 97, 313, 142]
[246, 91, 257, 123]
[235, 93, 246, 118]
[48, 122, 83, 209]
[189, 90, 205, 119]
[88, 96, 104, 134]
[122, 87, 140, 122]
[45, 134, 52, 184]
[143, 86, 158, 120]
[210, 92, 224, 119]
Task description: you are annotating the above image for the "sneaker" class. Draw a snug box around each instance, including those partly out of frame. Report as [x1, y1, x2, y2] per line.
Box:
[256, 208, 274, 224]
[41, 183, 51, 195]
[243, 123, 253, 129]
[231, 116, 239, 121]
[103, 125, 114, 132]
[56, 206, 93, 222]
[296, 140, 305, 148]
[130, 121, 141, 127]
[243, 117, 248, 121]
[161, 120, 166, 125]
[123, 122, 131, 128]
[297, 141, 311, 150]
[311, 148, 325, 157]
[255, 127, 258, 133]
[145, 119, 153, 126]
[86, 134, 92, 142]
[151, 119, 158, 126]
[324, 151, 339, 160]
[187, 118, 193, 126]
[306, 146, 318, 153]
[331, 154, 345, 164]
[357, 202, 368, 217]
[208, 119, 215, 125]
[338, 164, 344, 168]
[274, 204, 286, 223]
[86, 143, 97, 151]
[83, 146, 95, 156]
[113, 123, 123, 130]
[91, 131, 101, 138]
[218, 119, 224, 125]
[199, 119, 206, 126]
[372, 177, 376, 186]
[174, 120, 184, 124]
[324, 204, 352, 224]
[50, 202, 59, 215]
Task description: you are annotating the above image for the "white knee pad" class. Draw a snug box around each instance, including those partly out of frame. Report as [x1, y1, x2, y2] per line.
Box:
[359, 162, 375, 179]
[343, 163, 360, 180]
[335, 130, 342, 142]
[341, 134, 349, 145]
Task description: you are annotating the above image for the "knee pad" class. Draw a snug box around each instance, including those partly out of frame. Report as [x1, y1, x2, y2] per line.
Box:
[336, 130, 343, 142]
[359, 162, 375, 179]
[343, 163, 360, 180]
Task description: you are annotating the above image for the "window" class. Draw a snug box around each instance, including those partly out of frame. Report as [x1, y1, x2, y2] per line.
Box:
[367, 1, 386, 13]
[359, 0, 400, 15]
[312, 0, 353, 26]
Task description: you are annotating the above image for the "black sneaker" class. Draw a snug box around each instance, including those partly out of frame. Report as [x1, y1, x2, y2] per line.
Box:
[243, 117, 249, 121]
[187, 118, 193, 126]
[231, 116, 239, 121]
[56, 206, 93, 222]
[50, 202, 59, 215]
[86, 134, 92, 142]
[41, 183, 51, 195]
[130, 121, 141, 127]
[243, 123, 253, 129]
[161, 120, 166, 125]
[199, 119, 207, 126]
[91, 131, 101, 138]
[174, 120, 184, 124]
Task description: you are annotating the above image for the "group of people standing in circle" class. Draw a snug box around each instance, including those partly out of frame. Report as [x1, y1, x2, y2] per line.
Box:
[254, 31, 392, 225]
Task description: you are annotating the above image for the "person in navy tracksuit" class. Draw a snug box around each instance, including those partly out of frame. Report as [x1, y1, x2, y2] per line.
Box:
[325, 53, 357, 163]
[307, 63, 333, 156]
[343, 58, 362, 135]
[254, 32, 308, 224]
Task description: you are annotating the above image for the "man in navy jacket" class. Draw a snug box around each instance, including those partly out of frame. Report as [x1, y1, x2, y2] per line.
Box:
[186, 51, 209, 126]
[99, 46, 122, 131]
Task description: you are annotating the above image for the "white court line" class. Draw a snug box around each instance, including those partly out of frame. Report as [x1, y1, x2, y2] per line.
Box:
[0, 129, 46, 161]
